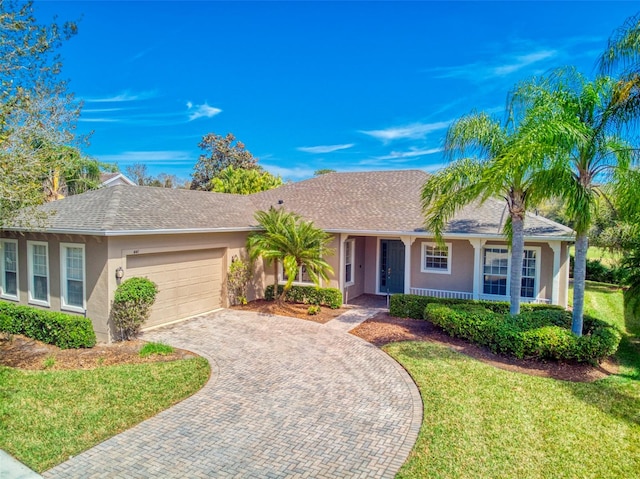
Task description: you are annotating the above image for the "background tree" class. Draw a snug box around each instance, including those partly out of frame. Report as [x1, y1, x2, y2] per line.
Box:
[314, 169, 336, 176]
[191, 132, 259, 190]
[210, 166, 283, 194]
[247, 208, 334, 302]
[0, 1, 81, 226]
[126, 163, 184, 188]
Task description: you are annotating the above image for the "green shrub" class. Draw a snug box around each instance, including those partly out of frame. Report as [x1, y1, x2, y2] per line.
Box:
[264, 285, 342, 309]
[422, 301, 620, 364]
[389, 294, 561, 319]
[0, 301, 96, 348]
[111, 277, 158, 341]
[307, 305, 321, 315]
[139, 342, 174, 357]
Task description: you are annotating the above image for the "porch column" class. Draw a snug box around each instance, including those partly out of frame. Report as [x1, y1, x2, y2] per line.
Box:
[339, 233, 349, 302]
[549, 241, 561, 306]
[469, 239, 487, 300]
[400, 236, 413, 294]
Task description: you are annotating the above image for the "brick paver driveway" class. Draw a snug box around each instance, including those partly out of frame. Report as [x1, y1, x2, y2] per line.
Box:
[45, 310, 422, 478]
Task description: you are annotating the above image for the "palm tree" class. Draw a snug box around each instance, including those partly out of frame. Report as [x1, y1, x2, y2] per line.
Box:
[512, 70, 635, 336]
[423, 110, 551, 315]
[247, 208, 334, 302]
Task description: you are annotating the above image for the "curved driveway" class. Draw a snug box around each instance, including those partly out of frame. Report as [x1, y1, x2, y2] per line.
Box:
[45, 310, 422, 478]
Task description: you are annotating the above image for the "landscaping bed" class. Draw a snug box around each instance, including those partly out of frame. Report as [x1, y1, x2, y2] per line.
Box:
[351, 312, 618, 382]
[231, 299, 348, 324]
[0, 333, 196, 370]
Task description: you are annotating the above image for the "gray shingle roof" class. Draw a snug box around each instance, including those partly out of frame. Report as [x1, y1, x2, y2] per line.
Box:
[5, 170, 574, 239]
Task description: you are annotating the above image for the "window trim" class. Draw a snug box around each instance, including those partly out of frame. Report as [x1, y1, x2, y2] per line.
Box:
[278, 263, 316, 286]
[344, 239, 355, 286]
[0, 239, 19, 301]
[60, 242, 86, 313]
[27, 240, 50, 307]
[481, 245, 541, 300]
[420, 242, 452, 275]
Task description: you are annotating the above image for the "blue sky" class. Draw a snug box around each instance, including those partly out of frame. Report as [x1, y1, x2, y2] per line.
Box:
[35, 1, 639, 183]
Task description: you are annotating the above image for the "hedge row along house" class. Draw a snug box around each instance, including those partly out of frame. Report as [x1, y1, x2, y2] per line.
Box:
[0, 170, 574, 342]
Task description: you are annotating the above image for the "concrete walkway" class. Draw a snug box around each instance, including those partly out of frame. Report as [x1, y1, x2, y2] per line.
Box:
[44, 309, 421, 479]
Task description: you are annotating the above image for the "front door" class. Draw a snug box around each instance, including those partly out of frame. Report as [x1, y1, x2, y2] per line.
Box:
[380, 239, 405, 294]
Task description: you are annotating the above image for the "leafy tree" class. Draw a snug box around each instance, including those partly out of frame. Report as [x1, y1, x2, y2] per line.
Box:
[422, 108, 552, 315]
[191, 133, 259, 190]
[512, 70, 636, 336]
[210, 166, 283, 194]
[247, 208, 334, 302]
[126, 163, 184, 188]
[0, 1, 80, 226]
[314, 169, 336, 176]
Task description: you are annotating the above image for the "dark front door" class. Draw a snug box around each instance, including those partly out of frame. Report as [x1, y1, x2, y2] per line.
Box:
[380, 240, 405, 294]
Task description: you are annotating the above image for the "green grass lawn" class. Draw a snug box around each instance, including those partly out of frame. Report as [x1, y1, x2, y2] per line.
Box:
[390, 282, 640, 479]
[0, 358, 209, 472]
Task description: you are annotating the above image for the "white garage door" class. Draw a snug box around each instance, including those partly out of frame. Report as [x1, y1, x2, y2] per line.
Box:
[127, 248, 224, 328]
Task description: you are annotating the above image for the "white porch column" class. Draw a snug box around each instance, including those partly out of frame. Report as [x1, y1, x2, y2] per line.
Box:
[339, 233, 349, 300]
[549, 241, 561, 306]
[400, 236, 413, 294]
[469, 239, 487, 300]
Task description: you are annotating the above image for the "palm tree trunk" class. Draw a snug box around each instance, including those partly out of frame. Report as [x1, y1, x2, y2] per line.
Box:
[273, 260, 279, 300]
[572, 233, 588, 336]
[510, 214, 524, 315]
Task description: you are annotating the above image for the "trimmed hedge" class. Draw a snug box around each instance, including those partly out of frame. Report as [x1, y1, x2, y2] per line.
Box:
[389, 293, 562, 320]
[111, 277, 158, 341]
[423, 303, 620, 364]
[264, 284, 342, 309]
[0, 301, 96, 349]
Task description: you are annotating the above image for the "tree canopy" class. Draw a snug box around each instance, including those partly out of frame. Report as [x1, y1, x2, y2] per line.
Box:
[210, 166, 283, 194]
[0, 1, 81, 226]
[190, 133, 260, 190]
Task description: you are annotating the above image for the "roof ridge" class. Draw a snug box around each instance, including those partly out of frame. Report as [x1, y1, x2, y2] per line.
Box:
[102, 186, 123, 230]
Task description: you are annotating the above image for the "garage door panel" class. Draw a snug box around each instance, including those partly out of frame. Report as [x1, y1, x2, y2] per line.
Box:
[126, 248, 223, 328]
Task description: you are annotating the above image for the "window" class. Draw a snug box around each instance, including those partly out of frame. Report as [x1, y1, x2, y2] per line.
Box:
[28, 241, 49, 306]
[61, 243, 85, 312]
[281, 264, 314, 285]
[482, 247, 539, 298]
[421, 242, 451, 274]
[1, 239, 18, 300]
[344, 239, 354, 285]
[520, 249, 537, 298]
[483, 247, 508, 296]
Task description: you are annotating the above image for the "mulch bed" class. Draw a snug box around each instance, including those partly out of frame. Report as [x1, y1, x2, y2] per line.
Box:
[231, 299, 348, 324]
[350, 312, 619, 383]
[0, 334, 196, 370]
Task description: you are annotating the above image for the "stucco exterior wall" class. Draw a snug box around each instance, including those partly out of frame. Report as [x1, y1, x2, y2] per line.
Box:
[410, 239, 474, 293]
[344, 236, 366, 302]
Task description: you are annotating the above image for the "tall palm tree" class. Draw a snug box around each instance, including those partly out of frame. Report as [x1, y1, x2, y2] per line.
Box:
[247, 208, 334, 302]
[512, 70, 635, 336]
[423, 110, 551, 315]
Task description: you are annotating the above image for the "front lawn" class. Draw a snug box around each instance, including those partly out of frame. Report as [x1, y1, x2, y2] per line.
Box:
[0, 358, 209, 472]
[390, 281, 640, 479]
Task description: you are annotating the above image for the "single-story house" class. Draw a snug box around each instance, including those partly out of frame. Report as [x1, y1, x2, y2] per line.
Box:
[0, 170, 574, 342]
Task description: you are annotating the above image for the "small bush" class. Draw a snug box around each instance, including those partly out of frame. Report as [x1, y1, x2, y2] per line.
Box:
[307, 305, 321, 315]
[264, 285, 342, 309]
[111, 277, 158, 341]
[422, 301, 621, 364]
[227, 256, 252, 306]
[0, 301, 96, 348]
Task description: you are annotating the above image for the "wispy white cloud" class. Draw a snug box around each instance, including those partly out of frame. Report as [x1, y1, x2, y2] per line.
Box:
[262, 163, 315, 180]
[376, 147, 443, 161]
[297, 143, 354, 154]
[129, 47, 154, 63]
[360, 121, 451, 142]
[187, 102, 222, 121]
[77, 118, 121, 123]
[98, 150, 193, 164]
[82, 107, 130, 113]
[84, 90, 158, 103]
[492, 50, 557, 76]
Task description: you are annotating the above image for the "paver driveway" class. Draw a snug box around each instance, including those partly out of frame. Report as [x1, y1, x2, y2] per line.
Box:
[44, 310, 422, 478]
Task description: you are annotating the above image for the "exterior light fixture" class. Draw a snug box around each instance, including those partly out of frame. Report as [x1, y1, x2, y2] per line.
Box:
[115, 266, 124, 280]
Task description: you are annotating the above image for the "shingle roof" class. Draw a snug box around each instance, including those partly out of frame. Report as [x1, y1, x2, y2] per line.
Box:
[5, 170, 574, 239]
[250, 170, 574, 238]
[11, 185, 256, 233]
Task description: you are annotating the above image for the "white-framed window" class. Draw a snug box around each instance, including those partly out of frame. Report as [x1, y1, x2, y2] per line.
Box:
[27, 241, 49, 306]
[482, 246, 540, 299]
[280, 263, 315, 285]
[421, 242, 452, 274]
[0, 239, 19, 300]
[60, 243, 85, 312]
[344, 239, 355, 285]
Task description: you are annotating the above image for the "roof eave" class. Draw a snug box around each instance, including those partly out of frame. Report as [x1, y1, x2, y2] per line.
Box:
[323, 228, 575, 242]
[1, 226, 261, 237]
